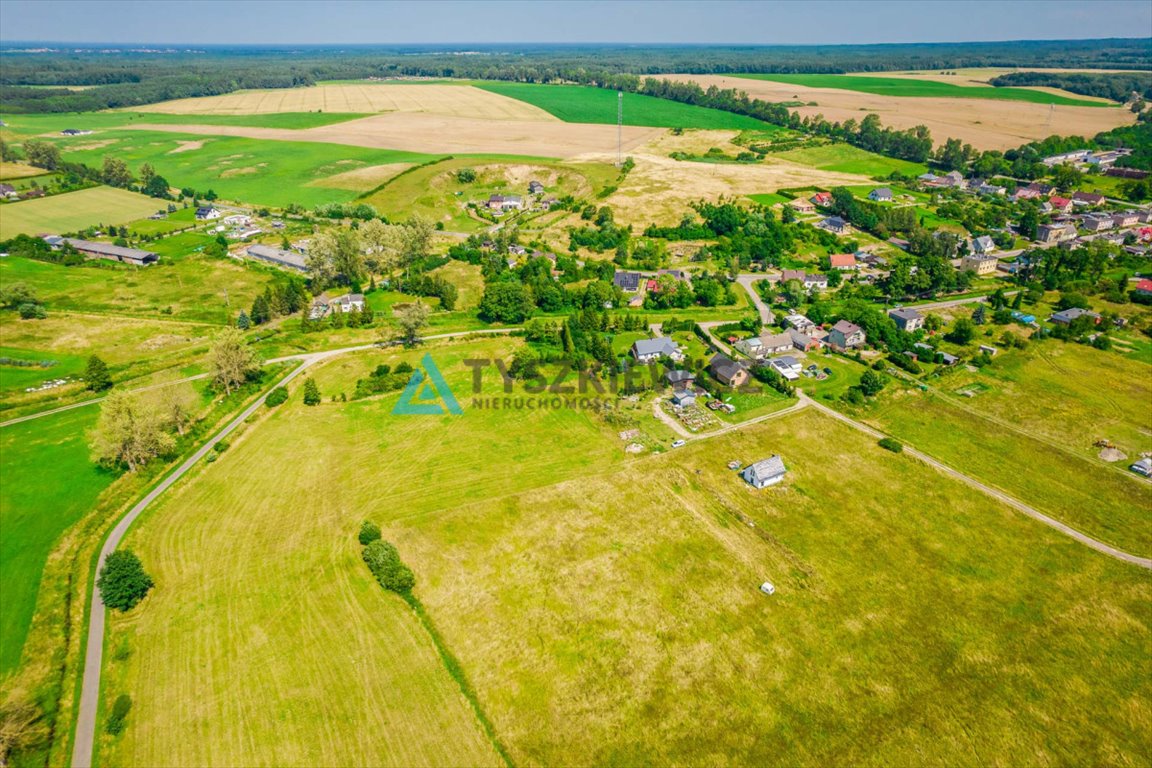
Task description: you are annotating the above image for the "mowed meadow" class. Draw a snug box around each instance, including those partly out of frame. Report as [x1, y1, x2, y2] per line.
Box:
[100, 339, 1152, 766]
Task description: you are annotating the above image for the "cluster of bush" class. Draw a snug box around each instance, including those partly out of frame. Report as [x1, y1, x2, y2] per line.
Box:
[313, 202, 379, 220]
[352, 362, 414, 400]
[0, 281, 48, 319]
[395, 273, 459, 311]
[0, 356, 57, 368]
[358, 521, 415, 594]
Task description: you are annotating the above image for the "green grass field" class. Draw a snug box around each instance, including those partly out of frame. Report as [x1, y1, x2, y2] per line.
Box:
[0, 111, 369, 139]
[733, 73, 1110, 107]
[97, 337, 1151, 765]
[0, 251, 274, 324]
[0, 345, 88, 396]
[476, 83, 773, 130]
[0, 186, 165, 239]
[0, 407, 114, 675]
[49, 131, 438, 208]
[772, 143, 928, 177]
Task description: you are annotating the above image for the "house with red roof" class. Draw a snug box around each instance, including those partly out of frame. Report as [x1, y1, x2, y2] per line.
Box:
[828, 253, 856, 270]
[1134, 279, 1152, 297]
[1049, 196, 1073, 213]
[811, 192, 833, 207]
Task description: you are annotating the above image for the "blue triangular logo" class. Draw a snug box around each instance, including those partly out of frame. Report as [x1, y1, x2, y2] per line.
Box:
[393, 354, 462, 415]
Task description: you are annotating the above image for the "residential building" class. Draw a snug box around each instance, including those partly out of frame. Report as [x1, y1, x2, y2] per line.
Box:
[487, 194, 523, 212]
[1036, 222, 1077, 244]
[709, 353, 749, 387]
[665, 370, 695, 389]
[1049, 196, 1073, 213]
[246, 244, 307, 271]
[330, 294, 366, 313]
[960, 253, 998, 276]
[1042, 150, 1091, 166]
[1082, 212, 1114, 232]
[740, 455, 787, 488]
[828, 253, 856, 270]
[789, 198, 816, 214]
[736, 332, 794, 360]
[1113, 211, 1139, 228]
[613, 271, 643, 292]
[811, 191, 832, 207]
[768, 355, 803, 380]
[632, 337, 683, 363]
[195, 206, 221, 221]
[59, 238, 158, 266]
[782, 313, 814, 331]
[671, 389, 697, 408]
[818, 216, 848, 234]
[1049, 307, 1100, 325]
[971, 235, 996, 255]
[788, 328, 819, 351]
[868, 187, 894, 202]
[1133, 279, 1152, 297]
[888, 307, 924, 332]
[1072, 191, 1106, 207]
[528, 180, 545, 194]
[827, 319, 865, 351]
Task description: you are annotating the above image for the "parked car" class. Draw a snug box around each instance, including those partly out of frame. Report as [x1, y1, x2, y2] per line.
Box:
[672, 440, 686, 448]
[759, 581, 776, 596]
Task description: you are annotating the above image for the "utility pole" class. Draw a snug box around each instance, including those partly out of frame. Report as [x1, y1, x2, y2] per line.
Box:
[617, 91, 623, 168]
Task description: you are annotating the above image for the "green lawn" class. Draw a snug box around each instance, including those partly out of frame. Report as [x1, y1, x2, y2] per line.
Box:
[49, 131, 438, 209]
[773, 143, 928, 177]
[0, 252, 275, 324]
[0, 186, 165, 239]
[0, 346, 88, 396]
[733, 73, 1110, 107]
[0, 112, 369, 139]
[0, 407, 115, 675]
[476, 83, 773, 130]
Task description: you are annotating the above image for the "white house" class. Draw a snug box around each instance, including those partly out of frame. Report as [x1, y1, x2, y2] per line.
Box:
[330, 293, 366, 313]
[632, 337, 683, 363]
[768, 356, 803, 380]
[736, 332, 793, 360]
[195, 206, 222, 221]
[868, 187, 894, 202]
[782, 313, 814, 332]
[741, 455, 787, 488]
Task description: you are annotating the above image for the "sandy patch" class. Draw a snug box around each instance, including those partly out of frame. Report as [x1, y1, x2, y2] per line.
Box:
[639, 129, 746, 156]
[70, 139, 119, 151]
[168, 140, 206, 153]
[131, 84, 560, 122]
[140, 334, 194, 351]
[310, 162, 414, 191]
[220, 163, 267, 177]
[124, 115, 662, 159]
[663, 74, 1136, 151]
[1099, 447, 1128, 463]
[585, 152, 873, 226]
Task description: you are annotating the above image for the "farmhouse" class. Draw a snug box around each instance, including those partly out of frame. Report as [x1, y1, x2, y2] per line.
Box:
[632, 337, 683, 363]
[828, 253, 857, 270]
[1049, 307, 1100, 325]
[960, 253, 998, 276]
[330, 293, 365, 313]
[888, 307, 924, 332]
[818, 216, 849, 234]
[487, 194, 523, 213]
[0, 183, 16, 199]
[868, 187, 894, 202]
[709, 353, 749, 387]
[613, 271, 643, 292]
[811, 192, 832, 206]
[780, 270, 828, 289]
[827, 319, 865, 351]
[528, 180, 545, 194]
[246, 244, 307, 271]
[740, 455, 787, 489]
[195, 206, 222, 221]
[60, 238, 158, 266]
[789, 198, 816, 214]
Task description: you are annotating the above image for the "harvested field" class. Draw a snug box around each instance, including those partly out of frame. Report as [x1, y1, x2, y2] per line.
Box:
[0, 162, 49, 180]
[0, 186, 164, 239]
[124, 114, 663, 159]
[663, 74, 1136, 150]
[591, 151, 872, 226]
[133, 84, 558, 122]
[308, 162, 414, 191]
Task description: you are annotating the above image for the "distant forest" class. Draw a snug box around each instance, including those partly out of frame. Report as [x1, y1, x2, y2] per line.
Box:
[0, 37, 1148, 113]
[989, 71, 1152, 101]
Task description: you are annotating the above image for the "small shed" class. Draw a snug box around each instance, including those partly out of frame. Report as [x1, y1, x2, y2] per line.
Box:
[740, 455, 787, 489]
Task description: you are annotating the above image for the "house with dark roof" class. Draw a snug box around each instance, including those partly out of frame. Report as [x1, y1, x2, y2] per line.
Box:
[827, 319, 865, 351]
[1049, 307, 1100, 325]
[888, 307, 924, 332]
[664, 369, 695, 389]
[246, 244, 307, 271]
[632, 337, 683, 363]
[741, 455, 787, 488]
[868, 187, 894, 202]
[709, 353, 749, 387]
[195, 206, 221, 221]
[60, 238, 158, 266]
[613, 271, 642, 292]
[528, 180, 545, 194]
[1072, 191, 1106, 207]
[818, 216, 848, 234]
[1082, 212, 1114, 232]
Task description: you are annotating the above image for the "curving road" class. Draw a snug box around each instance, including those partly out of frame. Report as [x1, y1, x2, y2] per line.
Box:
[69, 327, 515, 768]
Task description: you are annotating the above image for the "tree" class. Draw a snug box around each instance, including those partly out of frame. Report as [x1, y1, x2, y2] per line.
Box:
[358, 520, 382, 545]
[1017, 207, 1039, 242]
[265, 386, 288, 407]
[91, 391, 176, 471]
[0, 689, 40, 767]
[153, 383, 196, 436]
[236, 310, 251, 330]
[859, 370, 886, 396]
[102, 156, 133, 188]
[22, 140, 60, 170]
[479, 281, 535, 323]
[1051, 162, 1083, 191]
[0, 282, 37, 310]
[456, 167, 477, 183]
[138, 163, 156, 187]
[209, 329, 259, 396]
[97, 550, 153, 611]
[397, 215, 434, 278]
[84, 355, 113, 391]
[878, 437, 903, 453]
[0, 137, 20, 162]
[250, 294, 271, 325]
[946, 317, 976, 344]
[142, 174, 171, 199]
[302, 377, 321, 406]
[104, 695, 132, 736]
[394, 301, 431, 347]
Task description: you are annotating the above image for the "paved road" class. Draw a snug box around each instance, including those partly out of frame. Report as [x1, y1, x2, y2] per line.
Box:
[802, 394, 1152, 570]
[0, 374, 212, 429]
[69, 327, 516, 768]
[735, 275, 774, 326]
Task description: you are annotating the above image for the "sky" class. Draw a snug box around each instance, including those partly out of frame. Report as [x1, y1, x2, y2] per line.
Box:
[0, 0, 1150, 46]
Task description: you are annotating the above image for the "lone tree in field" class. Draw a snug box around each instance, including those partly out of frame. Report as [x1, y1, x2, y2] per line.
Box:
[236, 310, 251, 330]
[302, 377, 321, 406]
[97, 550, 153, 612]
[394, 301, 431, 347]
[209, 329, 260, 396]
[85, 355, 113, 392]
[91, 390, 176, 472]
